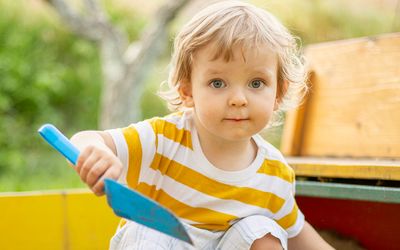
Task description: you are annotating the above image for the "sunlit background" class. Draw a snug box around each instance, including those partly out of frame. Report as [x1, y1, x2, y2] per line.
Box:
[0, 0, 399, 191]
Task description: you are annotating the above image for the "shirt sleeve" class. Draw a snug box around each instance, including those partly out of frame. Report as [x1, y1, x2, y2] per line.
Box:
[106, 122, 147, 189]
[106, 128, 129, 184]
[106, 117, 160, 190]
[275, 168, 305, 238]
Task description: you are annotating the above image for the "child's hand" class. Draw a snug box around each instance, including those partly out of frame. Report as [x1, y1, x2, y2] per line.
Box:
[74, 145, 122, 196]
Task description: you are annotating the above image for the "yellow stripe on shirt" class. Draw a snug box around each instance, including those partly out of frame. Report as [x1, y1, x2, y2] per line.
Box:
[150, 153, 285, 213]
[257, 159, 294, 183]
[136, 182, 236, 231]
[148, 118, 193, 150]
[122, 126, 142, 189]
[191, 223, 232, 231]
[276, 203, 299, 229]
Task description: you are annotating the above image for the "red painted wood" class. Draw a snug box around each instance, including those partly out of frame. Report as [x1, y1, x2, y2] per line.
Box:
[297, 196, 400, 250]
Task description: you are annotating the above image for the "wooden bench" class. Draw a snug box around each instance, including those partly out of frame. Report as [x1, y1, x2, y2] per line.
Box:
[281, 32, 400, 249]
[0, 189, 119, 249]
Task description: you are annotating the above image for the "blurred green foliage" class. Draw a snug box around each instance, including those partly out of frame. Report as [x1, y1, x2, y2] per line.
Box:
[0, 0, 103, 190]
[0, 0, 398, 191]
[253, 0, 400, 44]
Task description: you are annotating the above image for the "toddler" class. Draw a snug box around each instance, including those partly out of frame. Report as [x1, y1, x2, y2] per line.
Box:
[70, 1, 333, 249]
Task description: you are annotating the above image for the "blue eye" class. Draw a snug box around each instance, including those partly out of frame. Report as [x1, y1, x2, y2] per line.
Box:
[210, 79, 226, 88]
[249, 80, 264, 89]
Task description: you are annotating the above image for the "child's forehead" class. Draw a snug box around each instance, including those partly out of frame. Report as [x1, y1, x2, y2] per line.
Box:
[190, 41, 279, 77]
[193, 41, 277, 63]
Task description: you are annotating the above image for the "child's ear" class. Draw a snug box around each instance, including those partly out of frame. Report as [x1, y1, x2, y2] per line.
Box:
[178, 81, 194, 107]
[274, 80, 288, 111]
[273, 99, 279, 111]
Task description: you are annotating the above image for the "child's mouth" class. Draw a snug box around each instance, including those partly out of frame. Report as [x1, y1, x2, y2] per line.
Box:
[224, 118, 249, 122]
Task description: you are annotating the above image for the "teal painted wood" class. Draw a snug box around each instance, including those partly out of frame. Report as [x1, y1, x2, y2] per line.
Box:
[296, 181, 400, 203]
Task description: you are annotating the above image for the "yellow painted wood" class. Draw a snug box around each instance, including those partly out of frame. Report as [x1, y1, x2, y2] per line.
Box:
[281, 98, 308, 156]
[287, 157, 400, 180]
[282, 32, 400, 158]
[0, 191, 65, 250]
[0, 189, 120, 250]
[65, 191, 120, 250]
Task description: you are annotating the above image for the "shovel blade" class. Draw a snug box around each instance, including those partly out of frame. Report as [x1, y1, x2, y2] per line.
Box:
[104, 179, 193, 245]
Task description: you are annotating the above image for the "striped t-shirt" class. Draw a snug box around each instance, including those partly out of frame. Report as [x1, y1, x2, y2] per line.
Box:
[108, 111, 304, 237]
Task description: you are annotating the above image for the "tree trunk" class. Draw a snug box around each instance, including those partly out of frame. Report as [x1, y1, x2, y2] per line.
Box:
[47, 0, 191, 129]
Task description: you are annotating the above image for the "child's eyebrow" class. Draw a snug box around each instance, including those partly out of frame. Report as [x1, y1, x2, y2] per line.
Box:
[204, 69, 223, 75]
[203, 69, 275, 79]
[252, 69, 275, 79]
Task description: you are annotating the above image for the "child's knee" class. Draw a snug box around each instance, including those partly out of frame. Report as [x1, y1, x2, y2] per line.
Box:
[219, 215, 287, 250]
[250, 233, 283, 250]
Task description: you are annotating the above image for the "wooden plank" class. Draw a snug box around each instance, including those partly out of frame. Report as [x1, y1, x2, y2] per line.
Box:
[0, 191, 65, 249]
[280, 95, 308, 156]
[282, 32, 400, 158]
[296, 181, 400, 203]
[0, 189, 120, 250]
[302, 33, 400, 158]
[65, 191, 120, 250]
[288, 157, 400, 180]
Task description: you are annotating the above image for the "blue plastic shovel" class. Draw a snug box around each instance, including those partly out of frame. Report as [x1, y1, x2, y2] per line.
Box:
[38, 124, 192, 245]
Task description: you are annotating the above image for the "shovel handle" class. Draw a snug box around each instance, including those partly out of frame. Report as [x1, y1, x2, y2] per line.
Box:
[38, 124, 80, 165]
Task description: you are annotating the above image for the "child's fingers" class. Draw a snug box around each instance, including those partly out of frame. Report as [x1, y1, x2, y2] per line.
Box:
[91, 166, 122, 196]
[75, 153, 85, 171]
[92, 179, 105, 196]
[75, 146, 94, 172]
[80, 155, 100, 183]
[79, 149, 100, 183]
[86, 159, 110, 187]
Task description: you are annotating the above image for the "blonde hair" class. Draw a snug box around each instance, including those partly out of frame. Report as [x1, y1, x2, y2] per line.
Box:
[159, 1, 307, 124]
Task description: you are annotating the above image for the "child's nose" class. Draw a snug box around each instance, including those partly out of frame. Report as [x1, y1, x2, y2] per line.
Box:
[228, 89, 248, 107]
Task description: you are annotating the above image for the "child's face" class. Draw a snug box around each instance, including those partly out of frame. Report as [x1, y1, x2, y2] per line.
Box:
[180, 42, 279, 142]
